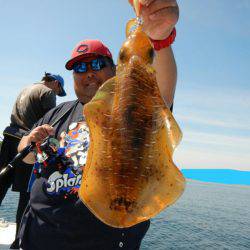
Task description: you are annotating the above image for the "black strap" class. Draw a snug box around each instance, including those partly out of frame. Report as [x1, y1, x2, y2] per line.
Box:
[3, 126, 27, 140]
[50, 100, 78, 127]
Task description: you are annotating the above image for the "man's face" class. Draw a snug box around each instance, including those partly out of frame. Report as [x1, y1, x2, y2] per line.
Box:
[73, 56, 115, 104]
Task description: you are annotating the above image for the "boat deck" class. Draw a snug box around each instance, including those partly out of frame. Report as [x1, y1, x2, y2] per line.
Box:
[0, 221, 16, 250]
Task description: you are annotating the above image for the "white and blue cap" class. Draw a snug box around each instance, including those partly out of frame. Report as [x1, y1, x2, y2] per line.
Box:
[48, 73, 66, 97]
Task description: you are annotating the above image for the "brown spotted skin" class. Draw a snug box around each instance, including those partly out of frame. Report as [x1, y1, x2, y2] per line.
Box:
[79, 21, 185, 228]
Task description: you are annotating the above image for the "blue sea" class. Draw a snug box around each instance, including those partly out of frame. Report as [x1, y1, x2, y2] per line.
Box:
[1, 179, 249, 250]
[181, 169, 250, 186]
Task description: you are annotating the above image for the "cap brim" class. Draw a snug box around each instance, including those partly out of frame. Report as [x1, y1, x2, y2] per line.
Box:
[65, 53, 102, 70]
[58, 87, 67, 97]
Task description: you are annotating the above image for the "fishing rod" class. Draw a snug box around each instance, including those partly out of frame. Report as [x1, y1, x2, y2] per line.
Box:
[0, 143, 36, 177]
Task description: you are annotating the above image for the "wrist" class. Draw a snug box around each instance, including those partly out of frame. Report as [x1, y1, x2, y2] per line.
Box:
[27, 134, 32, 143]
[149, 28, 176, 51]
[25, 134, 34, 146]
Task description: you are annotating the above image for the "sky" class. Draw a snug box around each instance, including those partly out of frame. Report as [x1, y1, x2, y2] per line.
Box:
[0, 0, 249, 171]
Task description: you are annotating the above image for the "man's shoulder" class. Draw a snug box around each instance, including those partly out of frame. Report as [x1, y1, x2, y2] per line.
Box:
[30, 83, 53, 94]
[18, 83, 53, 99]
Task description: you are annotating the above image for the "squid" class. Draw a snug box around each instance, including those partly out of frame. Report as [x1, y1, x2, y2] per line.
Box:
[79, 12, 185, 228]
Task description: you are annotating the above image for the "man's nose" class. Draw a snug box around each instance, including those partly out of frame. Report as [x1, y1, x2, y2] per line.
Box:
[86, 71, 96, 79]
[85, 64, 96, 77]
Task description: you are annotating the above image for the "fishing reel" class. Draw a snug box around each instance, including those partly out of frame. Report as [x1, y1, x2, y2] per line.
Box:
[36, 136, 60, 160]
[33, 136, 74, 178]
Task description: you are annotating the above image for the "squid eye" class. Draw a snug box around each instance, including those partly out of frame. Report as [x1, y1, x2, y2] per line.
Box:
[119, 49, 126, 63]
[148, 48, 154, 60]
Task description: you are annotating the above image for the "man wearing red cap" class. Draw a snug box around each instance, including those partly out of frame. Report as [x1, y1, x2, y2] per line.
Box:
[18, 1, 179, 249]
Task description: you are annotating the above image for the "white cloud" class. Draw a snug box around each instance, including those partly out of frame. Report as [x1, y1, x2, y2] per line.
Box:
[176, 114, 250, 131]
[172, 128, 250, 171]
[174, 82, 250, 135]
[175, 82, 250, 111]
[182, 130, 250, 150]
[174, 146, 250, 171]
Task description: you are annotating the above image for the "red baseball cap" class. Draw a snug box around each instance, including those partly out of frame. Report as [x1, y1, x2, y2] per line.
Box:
[65, 39, 113, 70]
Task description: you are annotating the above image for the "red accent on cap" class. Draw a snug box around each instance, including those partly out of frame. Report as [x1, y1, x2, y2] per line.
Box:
[65, 39, 113, 70]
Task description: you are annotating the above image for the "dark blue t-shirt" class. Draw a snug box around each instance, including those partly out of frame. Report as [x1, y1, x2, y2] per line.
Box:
[19, 100, 150, 250]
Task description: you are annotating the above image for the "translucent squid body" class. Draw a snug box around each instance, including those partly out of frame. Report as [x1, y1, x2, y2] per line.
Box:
[79, 17, 185, 228]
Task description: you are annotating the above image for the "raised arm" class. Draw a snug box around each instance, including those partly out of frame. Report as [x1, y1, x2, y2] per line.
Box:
[132, 0, 179, 108]
[153, 46, 177, 109]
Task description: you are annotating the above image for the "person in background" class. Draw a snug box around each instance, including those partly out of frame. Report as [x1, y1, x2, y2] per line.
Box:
[0, 72, 66, 249]
[18, 0, 179, 249]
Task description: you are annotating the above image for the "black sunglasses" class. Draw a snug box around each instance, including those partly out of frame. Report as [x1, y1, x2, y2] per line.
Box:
[73, 58, 107, 73]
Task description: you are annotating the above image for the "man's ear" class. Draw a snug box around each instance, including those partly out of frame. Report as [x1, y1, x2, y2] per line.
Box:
[54, 80, 60, 88]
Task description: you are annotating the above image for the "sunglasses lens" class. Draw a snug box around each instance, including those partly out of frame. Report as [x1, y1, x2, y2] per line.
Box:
[91, 59, 101, 71]
[73, 62, 87, 73]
